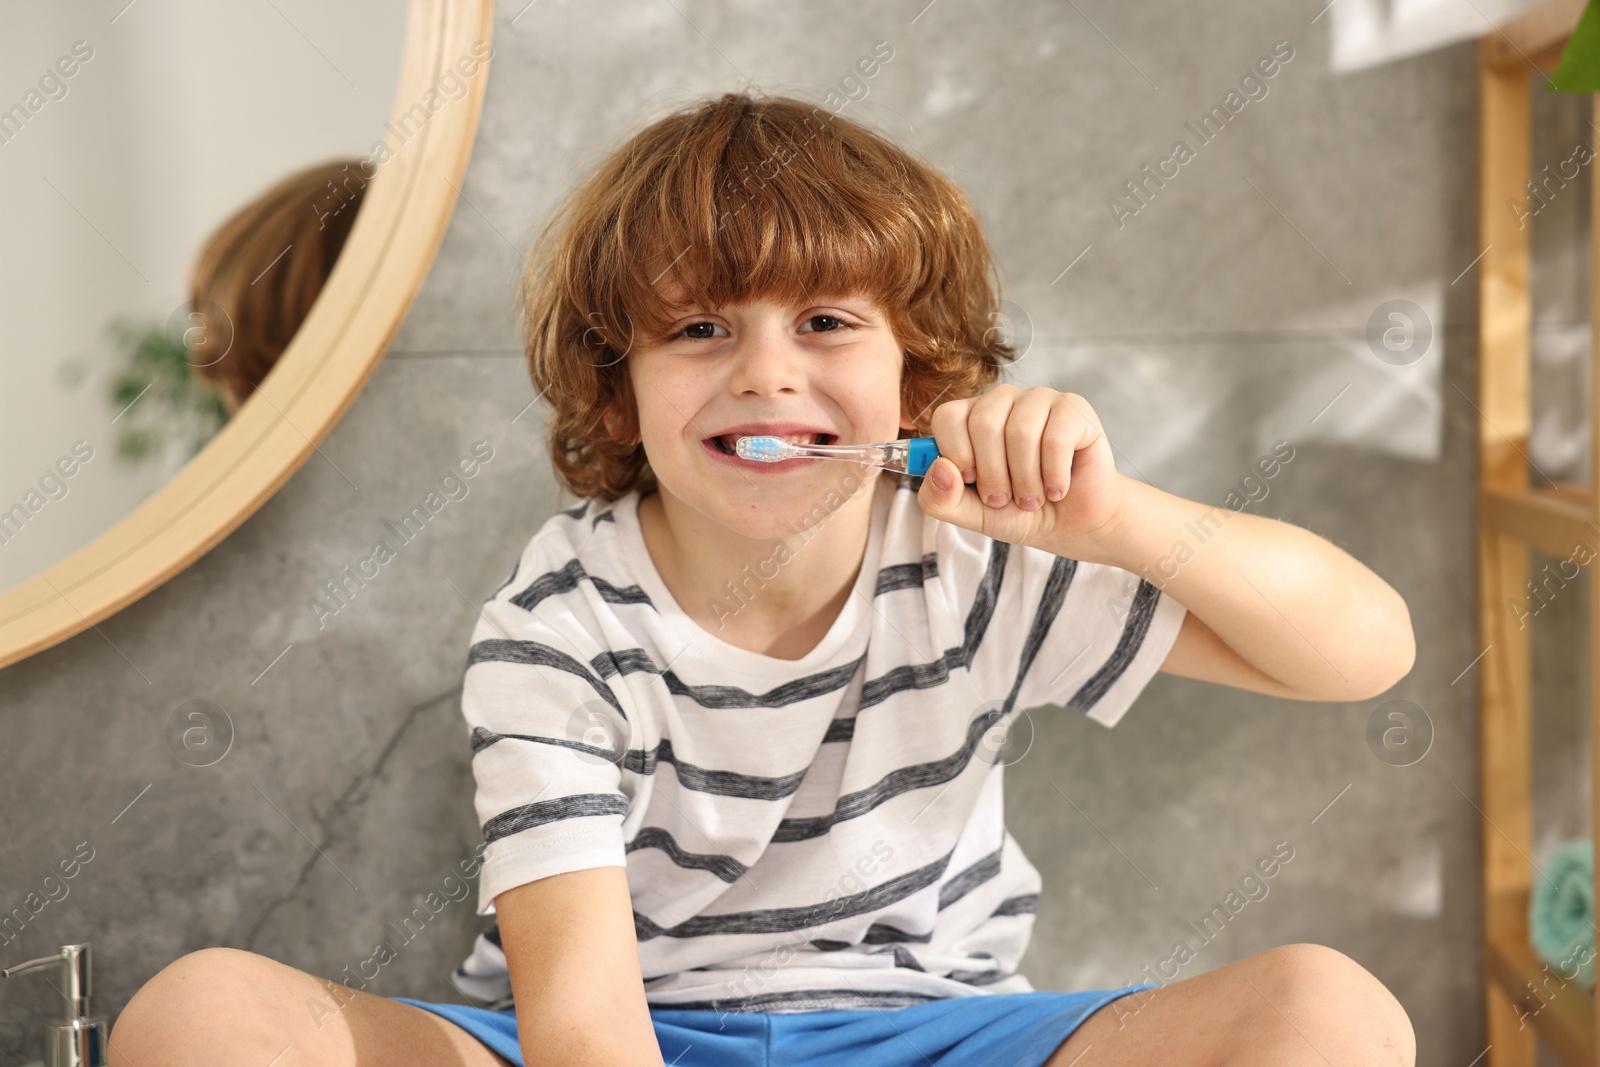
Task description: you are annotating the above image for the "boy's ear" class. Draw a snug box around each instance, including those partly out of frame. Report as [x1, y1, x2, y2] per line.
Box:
[602, 396, 639, 447]
[898, 400, 917, 434]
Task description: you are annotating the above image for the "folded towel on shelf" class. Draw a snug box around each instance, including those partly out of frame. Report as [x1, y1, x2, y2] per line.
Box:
[1529, 837, 1595, 987]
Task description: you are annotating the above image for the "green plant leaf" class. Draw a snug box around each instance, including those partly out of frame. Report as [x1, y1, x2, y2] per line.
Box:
[104, 314, 231, 467]
[1550, 0, 1600, 92]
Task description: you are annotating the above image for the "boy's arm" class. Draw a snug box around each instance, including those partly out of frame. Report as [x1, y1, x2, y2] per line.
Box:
[496, 866, 666, 1067]
[1065, 474, 1416, 703]
[911, 384, 1411, 704]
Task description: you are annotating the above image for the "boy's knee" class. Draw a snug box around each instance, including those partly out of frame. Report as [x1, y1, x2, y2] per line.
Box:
[110, 948, 277, 1064]
[148, 946, 271, 997]
[1244, 943, 1415, 1065]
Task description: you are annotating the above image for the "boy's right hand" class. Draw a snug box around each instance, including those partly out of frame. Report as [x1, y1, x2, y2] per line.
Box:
[916, 383, 1132, 563]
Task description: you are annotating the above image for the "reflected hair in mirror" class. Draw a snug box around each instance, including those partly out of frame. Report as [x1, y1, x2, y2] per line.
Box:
[186, 157, 372, 411]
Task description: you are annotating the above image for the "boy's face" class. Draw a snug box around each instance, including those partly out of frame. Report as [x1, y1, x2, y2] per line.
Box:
[609, 281, 913, 535]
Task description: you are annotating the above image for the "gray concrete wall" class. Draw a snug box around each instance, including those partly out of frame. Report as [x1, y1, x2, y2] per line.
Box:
[2, 2, 1592, 1063]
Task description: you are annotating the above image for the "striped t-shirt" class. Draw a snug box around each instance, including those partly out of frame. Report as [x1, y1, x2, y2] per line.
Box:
[448, 472, 1186, 1014]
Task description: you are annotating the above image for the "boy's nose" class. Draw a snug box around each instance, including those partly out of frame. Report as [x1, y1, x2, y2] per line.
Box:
[728, 327, 807, 394]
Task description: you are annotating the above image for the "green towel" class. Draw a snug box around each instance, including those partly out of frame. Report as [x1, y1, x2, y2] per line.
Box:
[1529, 838, 1595, 987]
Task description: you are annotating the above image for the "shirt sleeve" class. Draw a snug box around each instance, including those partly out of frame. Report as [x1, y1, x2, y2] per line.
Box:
[462, 587, 633, 916]
[1005, 540, 1187, 728]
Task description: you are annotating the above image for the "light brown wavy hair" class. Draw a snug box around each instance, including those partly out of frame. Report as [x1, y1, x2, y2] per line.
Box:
[188, 158, 370, 410]
[520, 90, 1016, 502]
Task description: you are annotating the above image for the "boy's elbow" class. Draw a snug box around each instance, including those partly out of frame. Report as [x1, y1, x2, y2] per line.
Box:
[1364, 647, 1415, 701]
[1364, 601, 1417, 700]
[1391, 628, 1417, 689]
[1312, 600, 1415, 704]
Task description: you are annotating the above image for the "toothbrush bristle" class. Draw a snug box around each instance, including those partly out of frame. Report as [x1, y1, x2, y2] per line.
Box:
[735, 435, 793, 462]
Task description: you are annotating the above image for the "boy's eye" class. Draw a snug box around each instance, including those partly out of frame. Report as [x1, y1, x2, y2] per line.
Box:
[681, 321, 727, 340]
[800, 314, 855, 333]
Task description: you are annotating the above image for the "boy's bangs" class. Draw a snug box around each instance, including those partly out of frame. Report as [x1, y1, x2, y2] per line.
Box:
[614, 133, 923, 345]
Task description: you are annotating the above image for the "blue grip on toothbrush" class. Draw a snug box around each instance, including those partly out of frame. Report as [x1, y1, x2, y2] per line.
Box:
[905, 437, 940, 477]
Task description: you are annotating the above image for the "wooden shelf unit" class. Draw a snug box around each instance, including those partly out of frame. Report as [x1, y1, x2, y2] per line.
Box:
[1477, 2, 1595, 1064]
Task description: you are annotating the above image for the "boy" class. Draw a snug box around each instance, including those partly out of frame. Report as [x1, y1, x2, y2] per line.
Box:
[108, 92, 1416, 1067]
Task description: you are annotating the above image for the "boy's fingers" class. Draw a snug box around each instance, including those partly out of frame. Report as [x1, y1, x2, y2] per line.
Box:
[967, 408, 1013, 509]
[1007, 392, 1055, 509]
[1040, 401, 1082, 502]
[927, 401, 976, 487]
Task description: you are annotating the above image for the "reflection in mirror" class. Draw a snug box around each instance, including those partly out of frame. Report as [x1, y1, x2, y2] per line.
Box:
[0, 1, 405, 595]
[185, 157, 372, 413]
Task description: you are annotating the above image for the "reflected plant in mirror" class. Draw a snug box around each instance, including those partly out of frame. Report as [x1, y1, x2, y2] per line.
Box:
[104, 316, 229, 466]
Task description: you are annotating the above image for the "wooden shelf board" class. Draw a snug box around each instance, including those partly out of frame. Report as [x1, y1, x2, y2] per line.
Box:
[1480, 484, 1597, 559]
[1543, 483, 1593, 508]
[1485, 891, 1595, 1065]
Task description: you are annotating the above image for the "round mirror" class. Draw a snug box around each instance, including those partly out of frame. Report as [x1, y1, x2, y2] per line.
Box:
[0, 0, 493, 667]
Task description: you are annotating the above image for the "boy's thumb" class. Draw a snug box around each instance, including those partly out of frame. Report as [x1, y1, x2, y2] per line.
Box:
[920, 457, 968, 516]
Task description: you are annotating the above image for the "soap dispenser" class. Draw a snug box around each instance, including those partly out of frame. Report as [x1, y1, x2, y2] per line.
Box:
[2, 943, 109, 1067]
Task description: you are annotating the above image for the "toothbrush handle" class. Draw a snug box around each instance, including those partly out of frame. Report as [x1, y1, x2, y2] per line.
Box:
[905, 438, 940, 478]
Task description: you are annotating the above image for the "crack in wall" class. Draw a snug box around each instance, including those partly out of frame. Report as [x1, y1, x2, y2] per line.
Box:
[243, 685, 460, 952]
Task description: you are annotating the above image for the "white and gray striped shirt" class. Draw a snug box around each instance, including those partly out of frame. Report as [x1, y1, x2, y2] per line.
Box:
[449, 473, 1186, 1013]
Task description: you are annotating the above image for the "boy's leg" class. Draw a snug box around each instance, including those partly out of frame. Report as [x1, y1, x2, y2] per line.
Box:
[1044, 942, 1416, 1067]
[108, 946, 515, 1067]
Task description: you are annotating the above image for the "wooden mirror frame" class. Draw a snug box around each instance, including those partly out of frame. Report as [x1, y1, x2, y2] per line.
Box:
[0, 0, 494, 669]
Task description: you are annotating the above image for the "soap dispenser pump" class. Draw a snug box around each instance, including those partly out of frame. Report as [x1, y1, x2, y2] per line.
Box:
[2, 943, 109, 1067]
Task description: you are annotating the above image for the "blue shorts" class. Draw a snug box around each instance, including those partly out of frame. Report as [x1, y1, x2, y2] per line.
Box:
[390, 983, 1160, 1067]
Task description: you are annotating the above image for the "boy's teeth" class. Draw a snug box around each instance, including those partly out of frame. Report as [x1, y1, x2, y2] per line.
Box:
[715, 432, 828, 449]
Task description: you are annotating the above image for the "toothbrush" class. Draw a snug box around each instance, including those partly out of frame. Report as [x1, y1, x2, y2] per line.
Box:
[735, 435, 949, 478]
